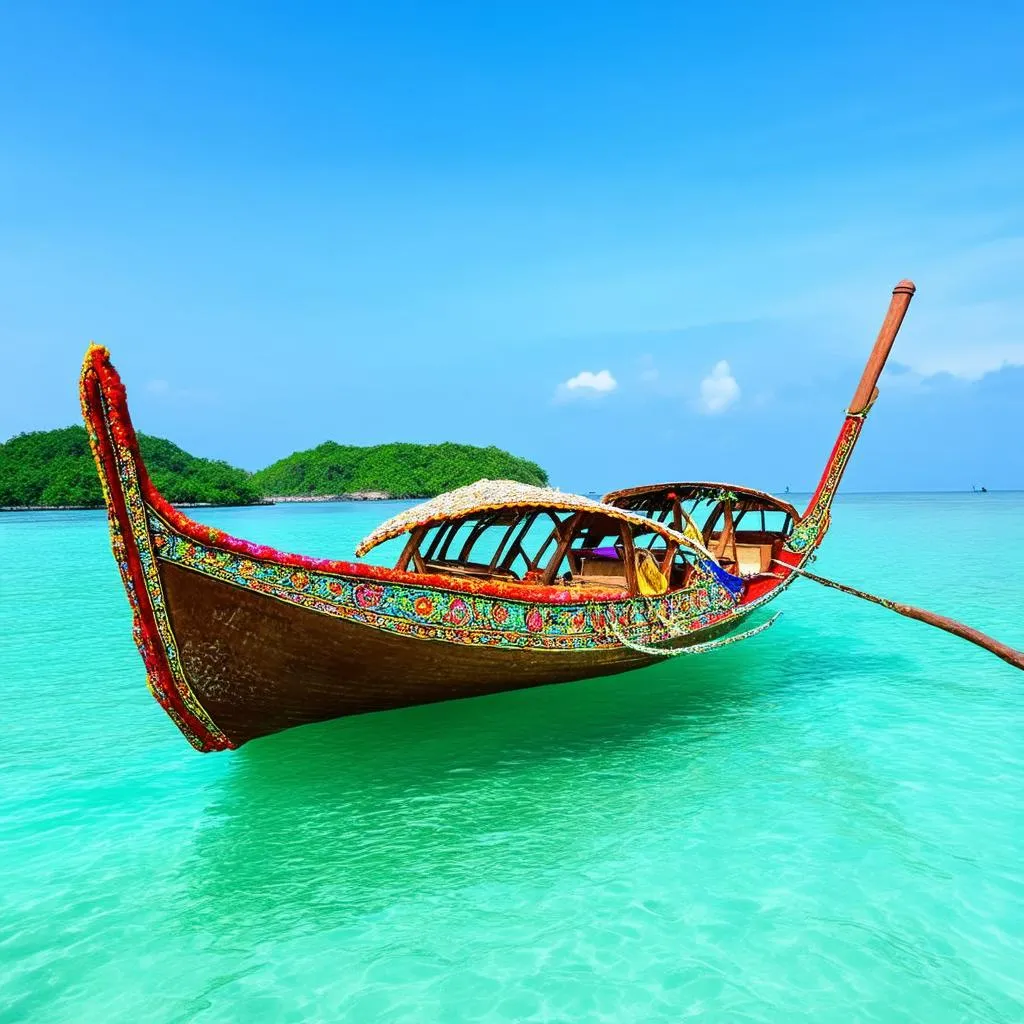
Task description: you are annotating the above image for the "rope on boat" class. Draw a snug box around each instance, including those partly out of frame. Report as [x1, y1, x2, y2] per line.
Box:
[608, 611, 781, 658]
[774, 560, 1024, 672]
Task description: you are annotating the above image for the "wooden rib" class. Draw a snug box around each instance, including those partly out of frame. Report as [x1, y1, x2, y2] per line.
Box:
[412, 544, 427, 574]
[620, 522, 637, 593]
[659, 540, 678, 576]
[424, 523, 448, 562]
[396, 527, 424, 572]
[542, 514, 579, 585]
[527, 512, 563, 573]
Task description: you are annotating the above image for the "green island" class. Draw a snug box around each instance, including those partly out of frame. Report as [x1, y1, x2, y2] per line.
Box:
[0, 426, 263, 508]
[253, 441, 547, 499]
[0, 427, 548, 509]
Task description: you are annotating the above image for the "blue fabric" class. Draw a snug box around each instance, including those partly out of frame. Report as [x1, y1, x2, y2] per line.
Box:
[700, 559, 745, 597]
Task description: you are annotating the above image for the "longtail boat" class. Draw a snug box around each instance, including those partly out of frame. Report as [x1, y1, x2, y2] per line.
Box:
[79, 280, 1022, 752]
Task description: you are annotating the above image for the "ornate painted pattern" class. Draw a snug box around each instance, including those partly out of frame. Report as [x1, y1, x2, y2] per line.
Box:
[80, 347, 232, 751]
[786, 415, 864, 554]
[126, 467, 229, 743]
[150, 512, 738, 652]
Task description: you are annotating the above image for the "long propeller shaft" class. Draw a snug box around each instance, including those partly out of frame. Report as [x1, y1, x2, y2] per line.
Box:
[778, 562, 1024, 671]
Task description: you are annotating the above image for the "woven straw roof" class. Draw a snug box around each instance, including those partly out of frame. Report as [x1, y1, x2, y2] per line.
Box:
[603, 480, 799, 519]
[355, 479, 714, 558]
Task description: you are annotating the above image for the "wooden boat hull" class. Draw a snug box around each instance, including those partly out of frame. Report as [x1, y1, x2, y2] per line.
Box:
[79, 283, 914, 750]
[161, 559, 752, 745]
[80, 346, 778, 750]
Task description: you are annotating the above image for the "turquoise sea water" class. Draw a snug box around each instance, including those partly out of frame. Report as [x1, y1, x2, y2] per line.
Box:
[2, 494, 1023, 1022]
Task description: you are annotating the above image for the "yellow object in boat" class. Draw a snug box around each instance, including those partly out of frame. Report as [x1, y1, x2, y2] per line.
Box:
[636, 550, 669, 596]
[682, 519, 703, 546]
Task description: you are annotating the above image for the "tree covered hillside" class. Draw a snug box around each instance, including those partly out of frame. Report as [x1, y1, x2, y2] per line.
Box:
[0, 426, 262, 507]
[253, 441, 548, 498]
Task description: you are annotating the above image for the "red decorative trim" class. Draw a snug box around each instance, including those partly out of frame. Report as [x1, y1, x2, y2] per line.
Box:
[801, 414, 864, 521]
[80, 349, 232, 751]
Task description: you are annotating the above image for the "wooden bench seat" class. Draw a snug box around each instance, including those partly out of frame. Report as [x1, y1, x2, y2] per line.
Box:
[576, 557, 628, 588]
[423, 560, 519, 581]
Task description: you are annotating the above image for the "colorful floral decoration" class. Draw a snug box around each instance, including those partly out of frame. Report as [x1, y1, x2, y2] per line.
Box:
[354, 583, 384, 608]
[786, 415, 863, 554]
[147, 511, 738, 652]
[445, 597, 470, 625]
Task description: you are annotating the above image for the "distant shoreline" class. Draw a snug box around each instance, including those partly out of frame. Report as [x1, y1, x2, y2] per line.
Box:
[267, 491, 399, 503]
[1, 500, 271, 512]
[0, 492, 405, 513]
[3, 489, 1019, 514]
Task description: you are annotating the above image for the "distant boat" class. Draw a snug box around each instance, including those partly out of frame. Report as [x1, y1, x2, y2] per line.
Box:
[79, 280, 1022, 752]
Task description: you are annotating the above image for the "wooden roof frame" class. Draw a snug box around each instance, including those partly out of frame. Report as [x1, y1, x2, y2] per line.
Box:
[602, 481, 800, 521]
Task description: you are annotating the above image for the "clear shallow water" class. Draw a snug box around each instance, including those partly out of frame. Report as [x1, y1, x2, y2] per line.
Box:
[1, 494, 1023, 1022]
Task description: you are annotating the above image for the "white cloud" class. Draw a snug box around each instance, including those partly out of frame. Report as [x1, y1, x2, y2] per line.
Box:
[560, 369, 618, 398]
[699, 360, 740, 414]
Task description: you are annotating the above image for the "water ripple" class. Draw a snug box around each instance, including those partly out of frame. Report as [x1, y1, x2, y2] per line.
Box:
[1, 497, 1023, 1021]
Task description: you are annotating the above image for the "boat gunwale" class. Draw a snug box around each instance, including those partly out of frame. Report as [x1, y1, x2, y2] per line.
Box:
[154, 539, 766, 656]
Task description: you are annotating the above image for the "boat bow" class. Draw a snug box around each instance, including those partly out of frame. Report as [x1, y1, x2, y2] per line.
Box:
[80, 345, 235, 751]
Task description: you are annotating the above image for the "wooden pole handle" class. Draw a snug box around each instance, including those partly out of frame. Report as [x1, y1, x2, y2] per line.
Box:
[781, 563, 1024, 672]
[848, 280, 916, 414]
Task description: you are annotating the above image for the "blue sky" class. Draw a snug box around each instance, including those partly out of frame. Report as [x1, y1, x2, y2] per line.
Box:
[1, 1, 1021, 492]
